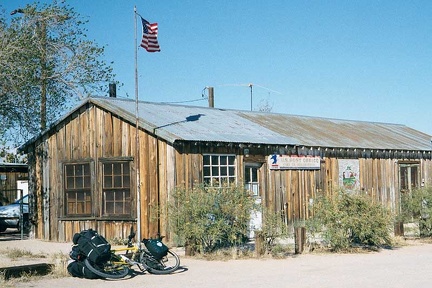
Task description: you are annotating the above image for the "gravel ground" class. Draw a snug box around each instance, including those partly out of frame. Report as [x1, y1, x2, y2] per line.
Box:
[1, 235, 432, 288]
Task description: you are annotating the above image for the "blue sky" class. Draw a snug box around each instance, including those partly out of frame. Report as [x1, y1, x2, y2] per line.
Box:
[3, 0, 432, 135]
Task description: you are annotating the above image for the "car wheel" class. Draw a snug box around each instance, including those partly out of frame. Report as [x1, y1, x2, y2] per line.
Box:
[0, 225, 6, 232]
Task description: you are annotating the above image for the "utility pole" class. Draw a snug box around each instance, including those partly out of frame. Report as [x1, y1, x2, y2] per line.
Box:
[208, 87, 214, 108]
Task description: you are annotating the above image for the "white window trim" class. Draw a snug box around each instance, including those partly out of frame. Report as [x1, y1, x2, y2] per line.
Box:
[203, 154, 237, 187]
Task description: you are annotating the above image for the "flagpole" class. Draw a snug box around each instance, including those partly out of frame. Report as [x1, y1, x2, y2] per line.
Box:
[134, 5, 142, 247]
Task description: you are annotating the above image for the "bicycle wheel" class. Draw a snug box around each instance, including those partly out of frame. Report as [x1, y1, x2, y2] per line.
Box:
[140, 250, 180, 275]
[83, 257, 130, 279]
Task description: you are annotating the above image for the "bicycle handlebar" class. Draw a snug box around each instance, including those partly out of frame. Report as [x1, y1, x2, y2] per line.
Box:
[127, 230, 166, 243]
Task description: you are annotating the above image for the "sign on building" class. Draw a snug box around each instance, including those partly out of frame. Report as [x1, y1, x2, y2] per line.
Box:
[338, 159, 360, 190]
[268, 155, 321, 170]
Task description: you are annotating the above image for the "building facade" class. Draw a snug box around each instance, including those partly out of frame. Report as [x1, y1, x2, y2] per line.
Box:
[20, 97, 432, 242]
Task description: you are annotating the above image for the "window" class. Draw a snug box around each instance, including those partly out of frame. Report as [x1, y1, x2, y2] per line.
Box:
[102, 161, 131, 216]
[245, 164, 259, 196]
[203, 154, 236, 186]
[64, 163, 92, 216]
[400, 163, 419, 193]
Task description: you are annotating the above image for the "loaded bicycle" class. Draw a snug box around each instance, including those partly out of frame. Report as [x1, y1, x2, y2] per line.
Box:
[71, 229, 180, 279]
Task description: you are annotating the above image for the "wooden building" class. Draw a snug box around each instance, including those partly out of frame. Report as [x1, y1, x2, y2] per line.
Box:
[19, 96, 432, 242]
[0, 163, 28, 205]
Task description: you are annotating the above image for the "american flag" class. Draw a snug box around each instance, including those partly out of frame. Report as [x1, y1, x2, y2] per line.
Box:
[140, 17, 160, 52]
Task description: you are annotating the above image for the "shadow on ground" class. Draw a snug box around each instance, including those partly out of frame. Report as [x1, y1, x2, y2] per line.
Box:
[0, 228, 30, 241]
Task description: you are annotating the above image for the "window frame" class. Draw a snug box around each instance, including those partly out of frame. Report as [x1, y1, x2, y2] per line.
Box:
[244, 163, 260, 196]
[399, 162, 420, 193]
[100, 159, 132, 218]
[63, 161, 93, 217]
[203, 154, 237, 187]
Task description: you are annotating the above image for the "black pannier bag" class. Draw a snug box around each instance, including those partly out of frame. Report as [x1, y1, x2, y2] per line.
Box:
[69, 245, 84, 261]
[144, 239, 168, 259]
[67, 260, 100, 279]
[73, 228, 111, 264]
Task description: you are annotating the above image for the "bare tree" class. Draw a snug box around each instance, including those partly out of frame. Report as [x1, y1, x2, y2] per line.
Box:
[0, 1, 116, 146]
[257, 99, 273, 112]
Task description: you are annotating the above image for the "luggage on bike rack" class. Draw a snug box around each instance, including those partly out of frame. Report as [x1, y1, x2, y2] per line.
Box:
[73, 228, 112, 264]
[67, 260, 101, 279]
[69, 245, 84, 261]
[143, 239, 169, 259]
[68, 229, 131, 280]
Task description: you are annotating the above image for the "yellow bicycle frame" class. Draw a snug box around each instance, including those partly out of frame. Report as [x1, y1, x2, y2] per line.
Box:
[110, 244, 141, 267]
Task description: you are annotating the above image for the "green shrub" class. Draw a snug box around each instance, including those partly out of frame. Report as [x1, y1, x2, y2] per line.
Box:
[306, 190, 392, 251]
[400, 187, 432, 237]
[256, 207, 290, 254]
[168, 183, 255, 254]
[270, 243, 291, 258]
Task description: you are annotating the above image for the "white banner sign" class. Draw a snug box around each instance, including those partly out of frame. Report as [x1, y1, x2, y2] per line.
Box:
[268, 155, 321, 170]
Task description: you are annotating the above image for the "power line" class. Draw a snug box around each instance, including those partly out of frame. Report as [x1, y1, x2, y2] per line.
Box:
[216, 83, 283, 95]
[160, 98, 207, 104]
[138, 83, 282, 108]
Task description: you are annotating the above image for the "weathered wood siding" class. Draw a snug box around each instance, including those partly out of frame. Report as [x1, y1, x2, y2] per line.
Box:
[264, 157, 432, 225]
[31, 105, 164, 242]
[27, 103, 432, 242]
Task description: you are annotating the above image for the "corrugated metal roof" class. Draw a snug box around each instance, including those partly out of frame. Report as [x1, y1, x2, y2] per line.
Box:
[240, 113, 432, 150]
[19, 96, 432, 152]
[93, 97, 297, 145]
[90, 96, 431, 151]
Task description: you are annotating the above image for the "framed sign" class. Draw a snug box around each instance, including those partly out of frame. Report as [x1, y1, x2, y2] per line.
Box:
[338, 159, 360, 190]
[268, 155, 321, 170]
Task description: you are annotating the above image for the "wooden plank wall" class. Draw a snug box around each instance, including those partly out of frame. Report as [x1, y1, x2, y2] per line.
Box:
[34, 105, 164, 242]
[29, 103, 432, 242]
[266, 157, 432, 225]
[421, 160, 432, 187]
[59, 220, 135, 241]
[320, 158, 398, 209]
[174, 147, 199, 189]
[266, 168, 321, 225]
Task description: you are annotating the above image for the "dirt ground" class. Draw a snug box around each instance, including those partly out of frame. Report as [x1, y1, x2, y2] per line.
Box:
[1, 233, 432, 288]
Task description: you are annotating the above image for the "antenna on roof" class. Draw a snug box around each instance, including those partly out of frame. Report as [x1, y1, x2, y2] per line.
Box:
[248, 83, 253, 111]
[217, 83, 282, 111]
